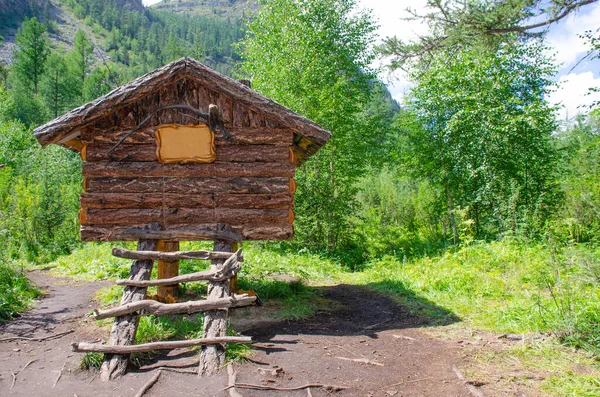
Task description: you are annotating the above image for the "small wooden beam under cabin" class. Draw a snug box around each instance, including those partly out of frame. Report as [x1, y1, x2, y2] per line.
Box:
[157, 241, 180, 300]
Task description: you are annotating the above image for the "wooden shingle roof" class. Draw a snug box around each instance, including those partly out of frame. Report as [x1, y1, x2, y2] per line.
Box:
[33, 58, 331, 162]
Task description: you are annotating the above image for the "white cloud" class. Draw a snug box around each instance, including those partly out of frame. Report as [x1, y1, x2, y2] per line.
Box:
[546, 4, 600, 68]
[548, 72, 600, 121]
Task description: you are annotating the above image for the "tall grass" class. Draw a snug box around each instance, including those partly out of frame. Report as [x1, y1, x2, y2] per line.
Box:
[0, 260, 40, 321]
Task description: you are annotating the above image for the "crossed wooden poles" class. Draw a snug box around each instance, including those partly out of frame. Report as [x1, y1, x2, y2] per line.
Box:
[71, 224, 257, 381]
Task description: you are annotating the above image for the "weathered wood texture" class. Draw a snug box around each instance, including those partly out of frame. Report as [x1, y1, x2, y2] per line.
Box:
[100, 225, 159, 381]
[82, 208, 293, 226]
[81, 126, 294, 146]
[94, 294, 257, 320]
[81, 193, 293, 210]
[115, 249, 242, 286]
[83, 144, 292, 163]
[82, 161, 295, 178]
[112, 247, 238, 261]
[157, 241, 179, 299]
[72, 336, 252, 354]
[84, 177, 292, 194]
[199, 240, 232, 376]
[116, 225, 243, 242]
[81, 225, 294, 242]
[33, 59, 330, 150]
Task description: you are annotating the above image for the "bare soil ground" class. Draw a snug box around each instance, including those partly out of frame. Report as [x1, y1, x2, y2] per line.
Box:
[0, 269, 482, 397]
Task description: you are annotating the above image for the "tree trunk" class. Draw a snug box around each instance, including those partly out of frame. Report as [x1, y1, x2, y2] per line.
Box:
[100, 225, 160, 381]
[199, 240, 234, 376]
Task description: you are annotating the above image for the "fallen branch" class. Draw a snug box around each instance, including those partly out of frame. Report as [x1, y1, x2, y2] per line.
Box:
[53, 361, 67, 388]
[153, 367, 197, 375]
[227, 364, 243, 397]
[232, 383, 347, 392]
[22, 359, 38, 371]
[9, 359, 40, 390]
[0, 330, 74, 343]
[134, 370, 162, 397]
[334, 356, 384, 367]
[93, 293, 256, 319]
[72, 336, 252, 354]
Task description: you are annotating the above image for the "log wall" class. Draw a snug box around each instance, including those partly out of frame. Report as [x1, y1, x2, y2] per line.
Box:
[79, 78, 297, 241]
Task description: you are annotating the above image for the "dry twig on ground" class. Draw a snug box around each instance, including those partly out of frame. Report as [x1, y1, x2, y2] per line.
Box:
[134, 370, 162, 397]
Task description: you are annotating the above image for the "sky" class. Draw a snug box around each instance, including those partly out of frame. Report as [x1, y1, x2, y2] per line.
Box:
[355, 0, 600, 120]
[143, 0, 600, 120]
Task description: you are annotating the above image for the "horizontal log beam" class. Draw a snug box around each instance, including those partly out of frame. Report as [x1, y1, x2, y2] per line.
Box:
[81, 224, 294, 242]
[82, 161, 295, 178]
[72, 336, 252, 354]
[80, 192, 293, 210]
[85, 176, 292, 194]
[115, 249, 242, 286]
[121, 225, 242, 242]
[81, 126, 294, 146]
[112, 247, 238, 262]
[94, 294, 257, 320]
[82, 208, 293, 226]
[84, 144, 291, 163]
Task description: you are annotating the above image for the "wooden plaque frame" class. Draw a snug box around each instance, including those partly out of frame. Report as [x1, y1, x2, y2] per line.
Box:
[156, 124, 216, 164]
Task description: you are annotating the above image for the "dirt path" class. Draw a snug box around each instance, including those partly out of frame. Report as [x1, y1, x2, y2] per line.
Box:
[0, 271, 477, 397]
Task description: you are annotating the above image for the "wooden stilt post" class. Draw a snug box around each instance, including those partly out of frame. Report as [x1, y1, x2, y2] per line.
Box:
[199, 239, 237, 376]
[100, 224, 160, 381]
[157, 240, 180, 301]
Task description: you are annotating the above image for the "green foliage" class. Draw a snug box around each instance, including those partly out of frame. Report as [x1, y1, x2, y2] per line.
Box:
[80, 352, 104, 369]
[45, 243, 131, 280]
[342, 239, 600, 357]
[0, 260, 40, 321]
[61, 0, 244, 78]
[239, 0, 378, 252]
[352, 167, 444, 260]
[406, 41, 560, 241]
[0, 86, 82, 263]
[554, 112, 600, 242]
[10, 17, 50, 95]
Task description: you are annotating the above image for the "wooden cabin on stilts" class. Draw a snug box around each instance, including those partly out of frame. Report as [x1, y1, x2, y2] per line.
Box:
[31, 58, 331, 381]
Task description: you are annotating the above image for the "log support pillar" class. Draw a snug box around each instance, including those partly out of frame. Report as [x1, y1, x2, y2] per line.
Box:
[100, 224, 160, 381]
[199, 240, 237, 376]
[157, 240, 180, 300]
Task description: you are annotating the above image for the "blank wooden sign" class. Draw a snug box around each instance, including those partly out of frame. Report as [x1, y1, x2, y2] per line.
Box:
[156, 124, 216, 164]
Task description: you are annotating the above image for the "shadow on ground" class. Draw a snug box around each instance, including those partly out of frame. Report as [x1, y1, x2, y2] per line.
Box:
[238, 280, 460, 341]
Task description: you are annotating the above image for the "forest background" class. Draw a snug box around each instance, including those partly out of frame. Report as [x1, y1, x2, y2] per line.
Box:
[0, 0, 599, 395]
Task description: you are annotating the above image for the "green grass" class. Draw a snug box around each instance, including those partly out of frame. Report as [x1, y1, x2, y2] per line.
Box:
[40, 243, 133, 280]
[0, 260, 40, 321]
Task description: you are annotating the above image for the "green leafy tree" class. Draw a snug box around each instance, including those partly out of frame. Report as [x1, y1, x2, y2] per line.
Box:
[406, 41, 560, 241]
[11, 17, 50, 95]
[239, 0, 377, 252]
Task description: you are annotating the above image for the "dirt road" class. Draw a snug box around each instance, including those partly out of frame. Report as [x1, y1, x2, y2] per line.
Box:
[0, 270, 477, 396]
